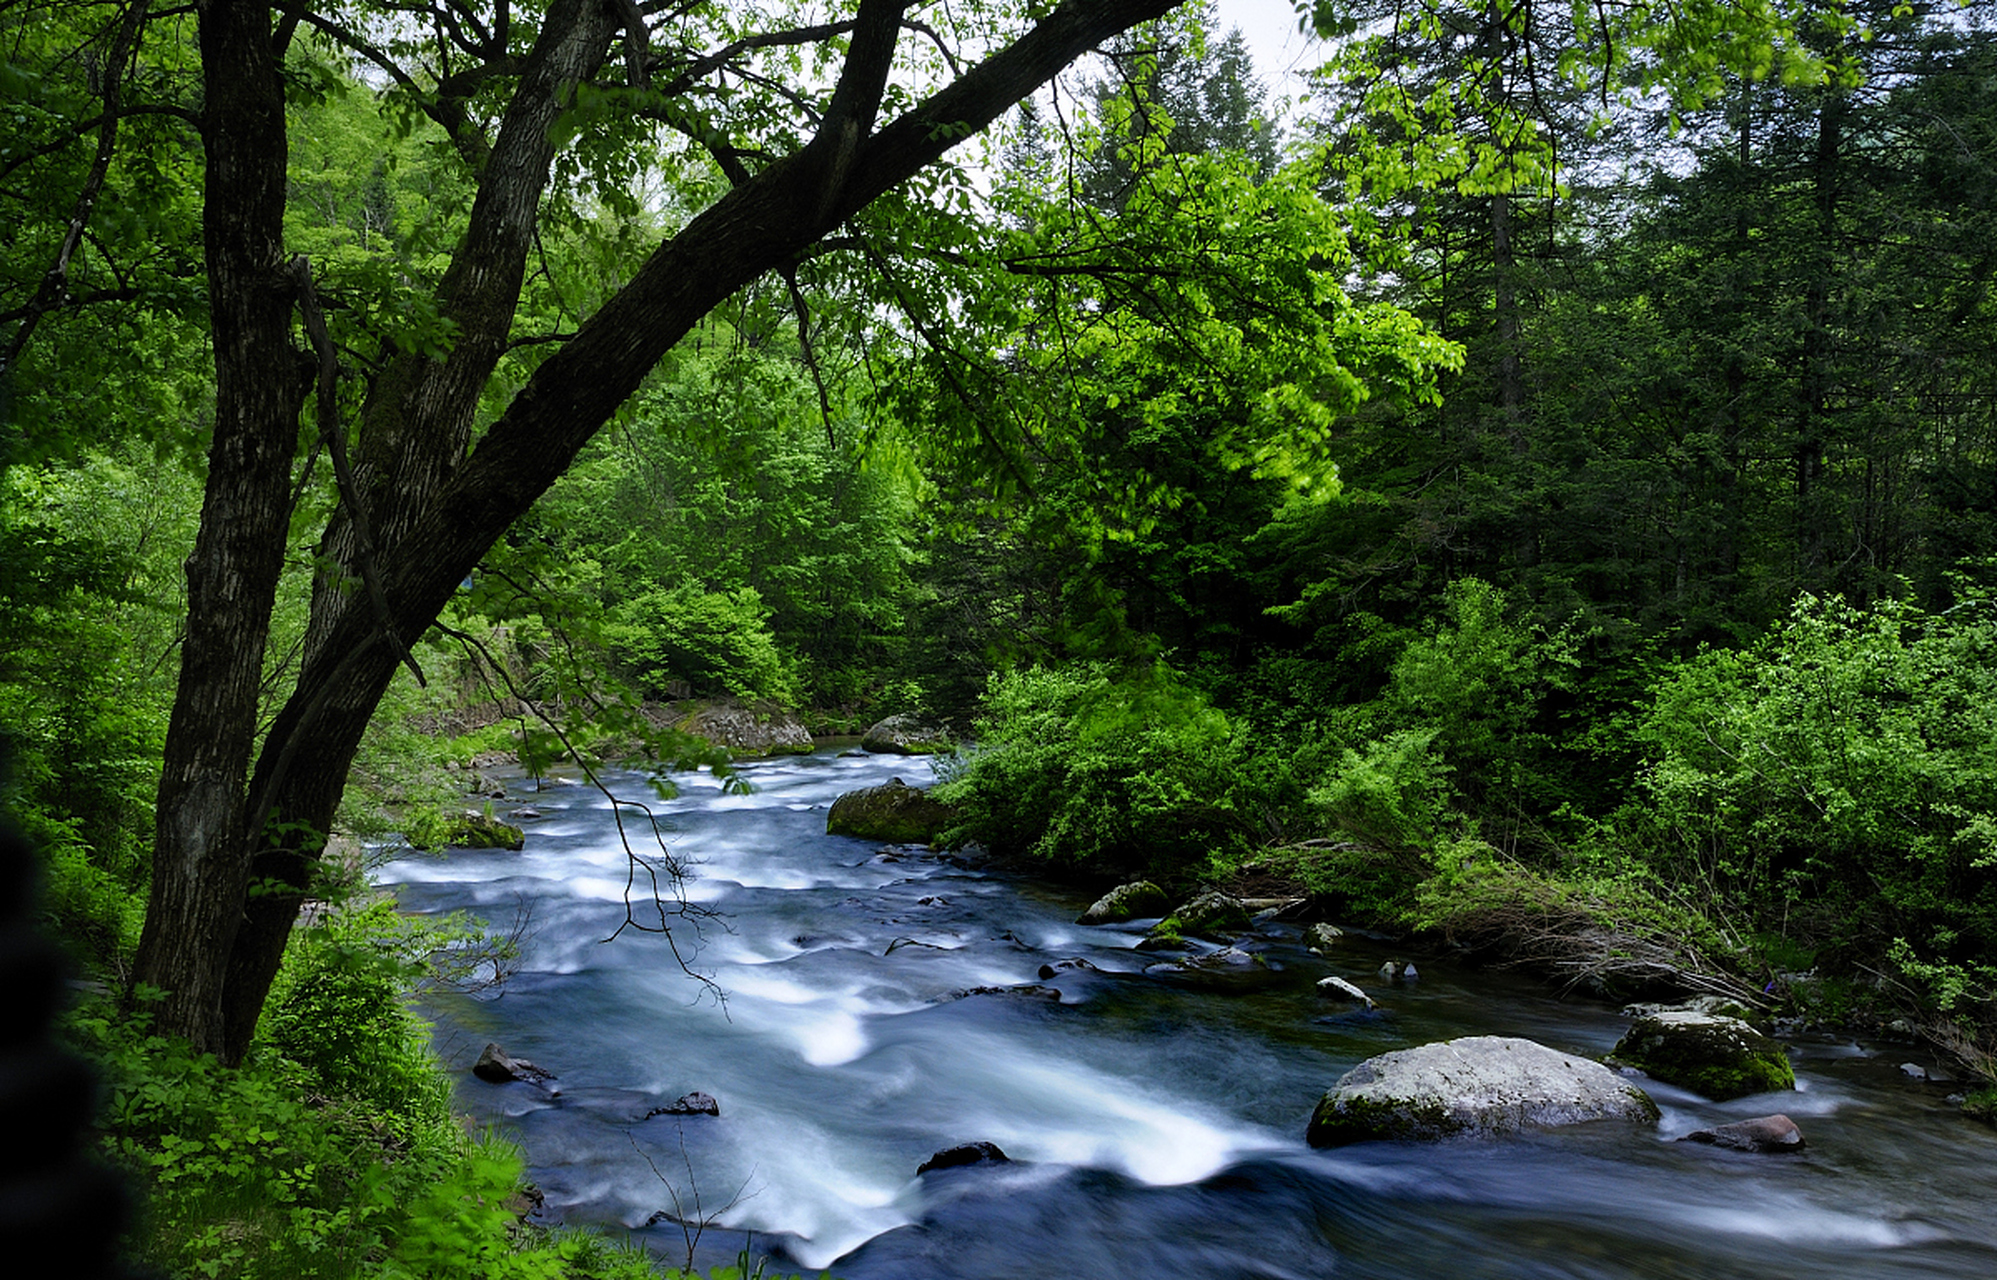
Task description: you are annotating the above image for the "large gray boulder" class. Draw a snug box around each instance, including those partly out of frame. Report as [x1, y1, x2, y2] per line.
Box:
[861, 713, 953, 755]
[827, 778, 956, 844]
[1611, 1011, 1794, 1101]
[674, 699, 812, 756]
[1306, 1035, 1659, 1147]
[1078, 881, 1170, 924]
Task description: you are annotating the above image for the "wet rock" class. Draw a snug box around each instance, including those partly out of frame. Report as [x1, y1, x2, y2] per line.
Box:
[1158, 891, 1251, 941]
[1317, 976, 1374, 1009]
[1133, 934, 1189, 952]
[473, 1042, 555, 1086]
[827, 778, 957, 844]
[917, 1141, 1009, 1175]
[409, 811, 526, 851]
[1680, 1113, 1804, 1153]
[1037, 958, 1102, 980]
[673, 698, 813, 757]
[1144, 947, 1280, 993]
[646, 1091, 720, 1118]
[1611, 1011, 1795, 1101]
[511, 806, 542, 820]
[917, 895, 949, 907]
[503, 1183, 546, 1220]
[861, 714, 954, 755]
[1378, 960, 1419, 983]
[943, 984, 1061, 1002]
[1307, 1035, 1659, 1147]
[1077, 881, 1170, 925]
[1901, 1062, 1956, 1084]
[1621, 994, 1757, 1022]
[1304, 923, 1344, 954]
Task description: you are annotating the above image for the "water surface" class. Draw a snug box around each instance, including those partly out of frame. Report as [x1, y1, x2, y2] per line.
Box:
[380, 749, 1997, 1278]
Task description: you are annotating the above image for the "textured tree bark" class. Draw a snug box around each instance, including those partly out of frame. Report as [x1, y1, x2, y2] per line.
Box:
[131, 0, 300, 1054]
[140, 0, 1188, 1064]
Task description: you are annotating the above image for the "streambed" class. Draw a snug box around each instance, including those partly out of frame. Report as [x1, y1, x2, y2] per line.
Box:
[380, 748, 1997, 1279]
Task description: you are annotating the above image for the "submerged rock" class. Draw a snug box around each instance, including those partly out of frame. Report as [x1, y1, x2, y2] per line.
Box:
[860, 713, 953, 755]
[827, 778, 957, 844]
[1379, 960, 1419, 983]
[917, 1142, 1009, 1175]
[1307, 1035, 1658, 1147]
[472, 1042, 555, 1086]
[1037, 957, 1102, 980]
[1611, 1011, 1794, 1101]
[1680, 1113, 1804, 1153]
[1078, 881, 1170, 925]
[646, 1091, 720, 1118]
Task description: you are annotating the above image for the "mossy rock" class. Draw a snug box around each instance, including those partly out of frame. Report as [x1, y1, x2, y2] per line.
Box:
[1154, 891, 1251, 941]
[826, 778, 956, 844]
[1078, 881, 1170, 925]
[674, 698, 812, 756]
[407, 810, 525, 851]
[860, 713, 953, 755]
[1610, 1011, 1795, 1101]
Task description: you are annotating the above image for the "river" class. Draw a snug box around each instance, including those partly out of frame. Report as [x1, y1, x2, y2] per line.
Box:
[378, 747, 1997, 1279]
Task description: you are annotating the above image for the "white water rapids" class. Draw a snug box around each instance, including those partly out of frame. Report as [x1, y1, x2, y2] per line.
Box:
[379, 747, 1997, 1279]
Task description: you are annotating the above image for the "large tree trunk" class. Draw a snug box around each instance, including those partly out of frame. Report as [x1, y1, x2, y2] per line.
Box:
[123, 0, 1184, 1064]
[130, 0, 299, 1054]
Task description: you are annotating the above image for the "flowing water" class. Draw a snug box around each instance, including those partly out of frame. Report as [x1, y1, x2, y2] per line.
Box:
[380, 748, 1997, 1279]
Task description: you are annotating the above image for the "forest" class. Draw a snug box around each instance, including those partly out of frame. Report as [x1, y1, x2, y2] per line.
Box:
[4, 0, 1997, 1276]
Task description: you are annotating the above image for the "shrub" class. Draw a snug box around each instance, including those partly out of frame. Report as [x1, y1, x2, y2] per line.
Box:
[605, 583, 800, 707]
[1632, 593, 1997, 970]
[937, 663, 1254, 878]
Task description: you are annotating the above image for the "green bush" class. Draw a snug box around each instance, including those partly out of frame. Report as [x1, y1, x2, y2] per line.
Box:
[1632, 593, 1997, 969]
[75, 901, 673, 1280]
[936, 663, 1254, 878]
[1309, 728, 1452, 851]
[605, 583, 800, 707]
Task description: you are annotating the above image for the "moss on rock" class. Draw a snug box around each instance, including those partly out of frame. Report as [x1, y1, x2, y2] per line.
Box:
[1610, 1011, 1794, 1101]
[826, 778, 956, 844]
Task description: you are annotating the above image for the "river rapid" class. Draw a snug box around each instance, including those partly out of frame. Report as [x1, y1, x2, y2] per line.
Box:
[379, 748, 1997, 1280]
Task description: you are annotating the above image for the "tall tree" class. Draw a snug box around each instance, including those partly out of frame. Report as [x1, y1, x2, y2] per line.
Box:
[0, 0, 1196, 1062]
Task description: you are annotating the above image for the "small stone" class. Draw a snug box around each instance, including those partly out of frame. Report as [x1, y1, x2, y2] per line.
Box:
[1304, 923, 1344, 954]
[917, 1142, 1009, 1175]
[647, 1091, 719, 1118]
[472, 1042, 555, 1085]
[1379, 960, 1418, 983]
[1901, 1062, 1930, 1081]
[1037, 958, 1101, 980]
[512, 806, 542, 820]
[1318, 975, 1374, 1009]
[1680, 1113, 1804, 1153]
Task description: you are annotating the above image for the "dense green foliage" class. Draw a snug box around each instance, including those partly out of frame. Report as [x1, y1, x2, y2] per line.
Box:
[7, 0, 1997, 1272]
[74, 906, 667, 1280]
